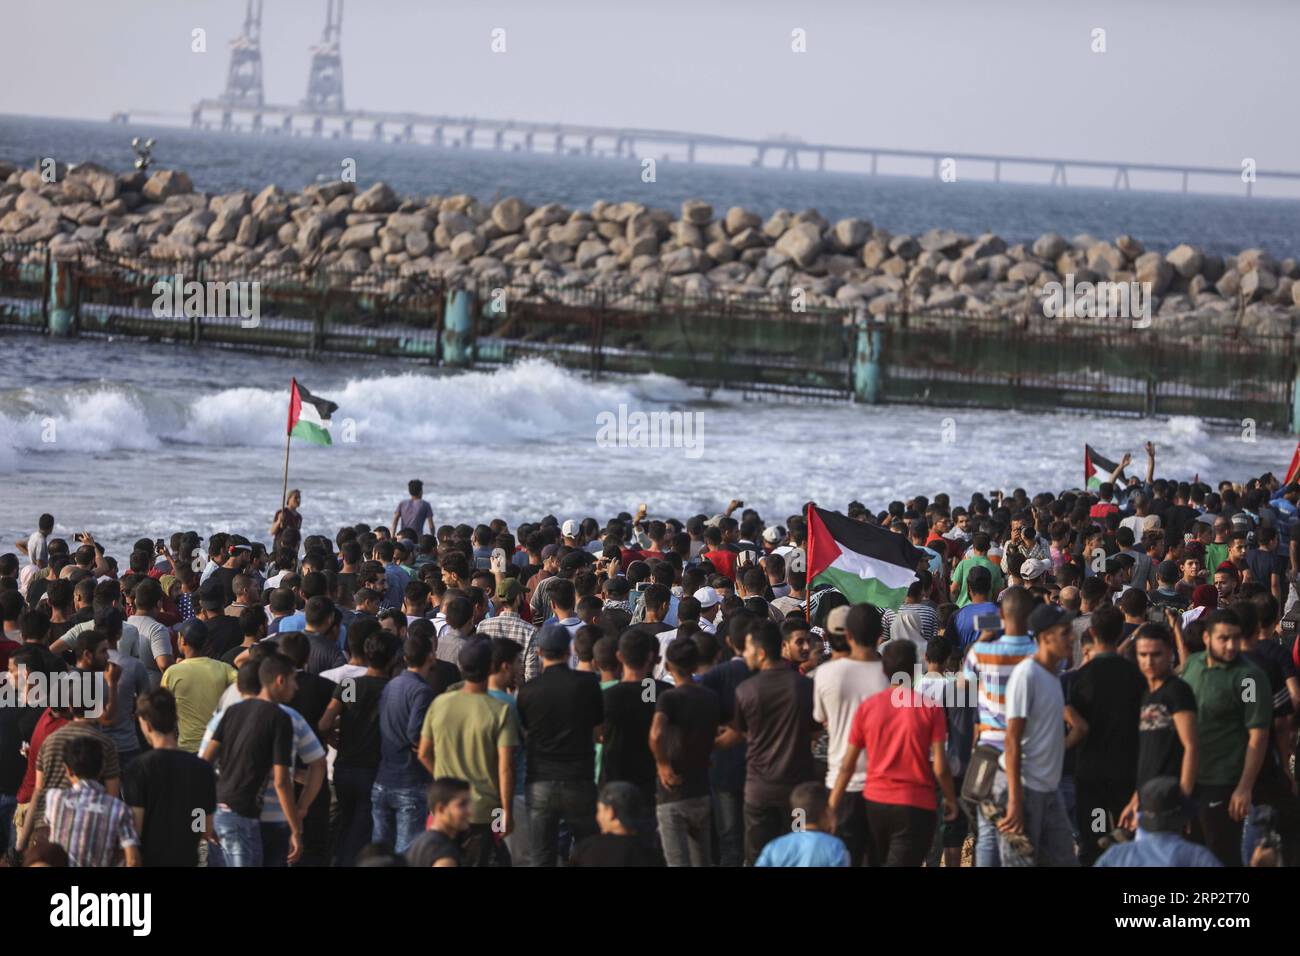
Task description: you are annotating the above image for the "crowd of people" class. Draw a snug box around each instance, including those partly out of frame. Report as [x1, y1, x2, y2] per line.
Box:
[2, 454, 1299, 868]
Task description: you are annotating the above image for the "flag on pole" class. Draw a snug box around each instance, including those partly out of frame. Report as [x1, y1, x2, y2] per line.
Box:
[806, 506, 925, 610]
[1285, 439, 1300, 486]
[1084, 444, 1125, 491]
[287, 379, 338, 446]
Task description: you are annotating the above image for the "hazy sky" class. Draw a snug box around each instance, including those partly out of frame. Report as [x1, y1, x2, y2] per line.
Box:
[3, 0, 1296, 169]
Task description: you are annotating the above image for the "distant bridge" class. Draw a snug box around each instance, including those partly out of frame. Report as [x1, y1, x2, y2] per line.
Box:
[109, 0, 1300, 198]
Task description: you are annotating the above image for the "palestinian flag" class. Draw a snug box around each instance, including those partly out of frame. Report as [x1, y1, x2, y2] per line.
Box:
[1084, 444, 1124, 491]
[287, 379, 338, 446]
[806, 506, 925, 610]
[1285, 439, 1300, 486]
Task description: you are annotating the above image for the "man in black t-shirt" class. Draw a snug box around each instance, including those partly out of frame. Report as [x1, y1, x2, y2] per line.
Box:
[651, 636, 721, 867]
[517, 623, 604, 866]
[123, 688, 217, 866]
[600, 630, 669, 815]
[203, 654, 298, 867]
[717, 620, 816, 866]
[317, 622, 394, 866]
[1067, 605, 1146, 866]
[1119, 625, 1197, 832]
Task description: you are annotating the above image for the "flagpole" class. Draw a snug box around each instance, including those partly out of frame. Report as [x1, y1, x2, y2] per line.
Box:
[804, 503, 812, 625]
[281, 378, 295, 515]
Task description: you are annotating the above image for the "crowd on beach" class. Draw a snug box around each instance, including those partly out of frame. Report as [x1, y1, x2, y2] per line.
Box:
[2, 446, 1298, 868]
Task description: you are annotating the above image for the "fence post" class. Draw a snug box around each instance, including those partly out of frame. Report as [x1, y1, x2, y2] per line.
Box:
[442, 286, 475, 367]
[853, 310, 884, 403]
[47, 254, 77, 337]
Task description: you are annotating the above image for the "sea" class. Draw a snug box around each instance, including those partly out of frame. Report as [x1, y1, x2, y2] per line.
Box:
[0, 115, 1297, 555]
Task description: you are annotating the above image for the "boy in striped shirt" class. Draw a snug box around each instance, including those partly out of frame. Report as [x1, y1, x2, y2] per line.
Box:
[45, 736, 140, 867]
[960, 587, 1037, 867]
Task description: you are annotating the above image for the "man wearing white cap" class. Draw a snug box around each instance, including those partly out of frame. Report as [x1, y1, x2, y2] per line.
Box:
[1020, 558, 1051, 585]
[561, 520, 581, 547]
[693, 587, 722, 632]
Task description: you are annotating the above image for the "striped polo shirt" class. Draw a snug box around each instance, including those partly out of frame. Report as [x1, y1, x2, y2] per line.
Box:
[961, 634, 1036, 750]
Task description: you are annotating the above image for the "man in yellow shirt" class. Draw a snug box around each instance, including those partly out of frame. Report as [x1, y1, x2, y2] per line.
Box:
[161, 619, 237, 752]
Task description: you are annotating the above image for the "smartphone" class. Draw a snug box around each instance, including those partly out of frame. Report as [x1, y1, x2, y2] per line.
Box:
[974, 613, 1002, 633]
[155, 538, 164, 553]
[635, 582, 650, 592]
[474, 556, 491, 571]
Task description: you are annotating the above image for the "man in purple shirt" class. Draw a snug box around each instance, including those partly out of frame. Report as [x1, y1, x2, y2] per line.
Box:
[392, 479, 434, 536]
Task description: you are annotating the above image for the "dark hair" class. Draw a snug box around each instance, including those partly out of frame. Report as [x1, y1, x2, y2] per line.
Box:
[258, 651, 296, 689]
[1088, 604, 1125, 646]
[881, 639, 917, 679]
[597, 781, 644, 830]
[403, 630, 433, 668]
[427, 777, 469, 813]
[747, 620, 783, 661]
[136, 687, 180, 735]
[664, 635, 699, 674]
[490, 636, 523, 672]
[616, 628, 656, 670]
[62, 734, 105, 781]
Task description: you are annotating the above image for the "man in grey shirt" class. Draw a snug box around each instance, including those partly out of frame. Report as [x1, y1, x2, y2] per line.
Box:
[392, 479, 434, 536]
[995, 603, 1080, 867]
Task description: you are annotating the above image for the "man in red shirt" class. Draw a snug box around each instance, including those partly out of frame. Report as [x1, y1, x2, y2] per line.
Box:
[700, 527, 737, 583]
[828, 639, 958, 867]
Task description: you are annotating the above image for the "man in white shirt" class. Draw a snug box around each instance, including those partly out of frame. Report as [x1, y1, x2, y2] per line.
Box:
[812, 604, 889, 866]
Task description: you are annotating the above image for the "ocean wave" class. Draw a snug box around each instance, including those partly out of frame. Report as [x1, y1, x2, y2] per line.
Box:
[0, 359, 691, 465]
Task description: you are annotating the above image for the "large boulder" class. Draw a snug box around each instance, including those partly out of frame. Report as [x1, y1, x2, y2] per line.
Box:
[1166, 244, 1203, 279]
[63, 163, 119, 203]
[1032, 232, 1069, 261]
[830, 218, 871, 252]
[723, 206, 761, 236]
[143, 169, 193, 202]
[491, 196, 531, 233]
[661, 247, 710, 275]
[1135, 252, 1174, 296]
[338, 221, 381, 250]
[774, 222, 823, 269]
[353, 182, 399, 214]
[888, 234, 920, 260]
[1240, 268, 1278, 301]
[680, 199, 713, 225]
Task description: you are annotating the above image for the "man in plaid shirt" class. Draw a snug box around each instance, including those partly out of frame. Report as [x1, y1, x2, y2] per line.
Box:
[476, 579, 536, 677]
[45, 736, 141, 867]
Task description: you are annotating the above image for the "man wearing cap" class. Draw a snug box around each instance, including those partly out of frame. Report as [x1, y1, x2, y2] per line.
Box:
[418, 641, 520, 866]
[161, 619, 238, 754]
[560, 519, 582, 548]
[191, 581, 243, 661]
[516, 623, 605, 866]
[1095, 778, 1221, 867]
[995, 601, 1081, 867]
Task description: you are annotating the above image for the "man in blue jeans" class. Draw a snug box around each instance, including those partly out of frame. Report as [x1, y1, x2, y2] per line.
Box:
[204, 655, 300, 867]
[517, 624, 604, 866]
[372, 630, 436, 854]
[651, 636, 721, 866]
